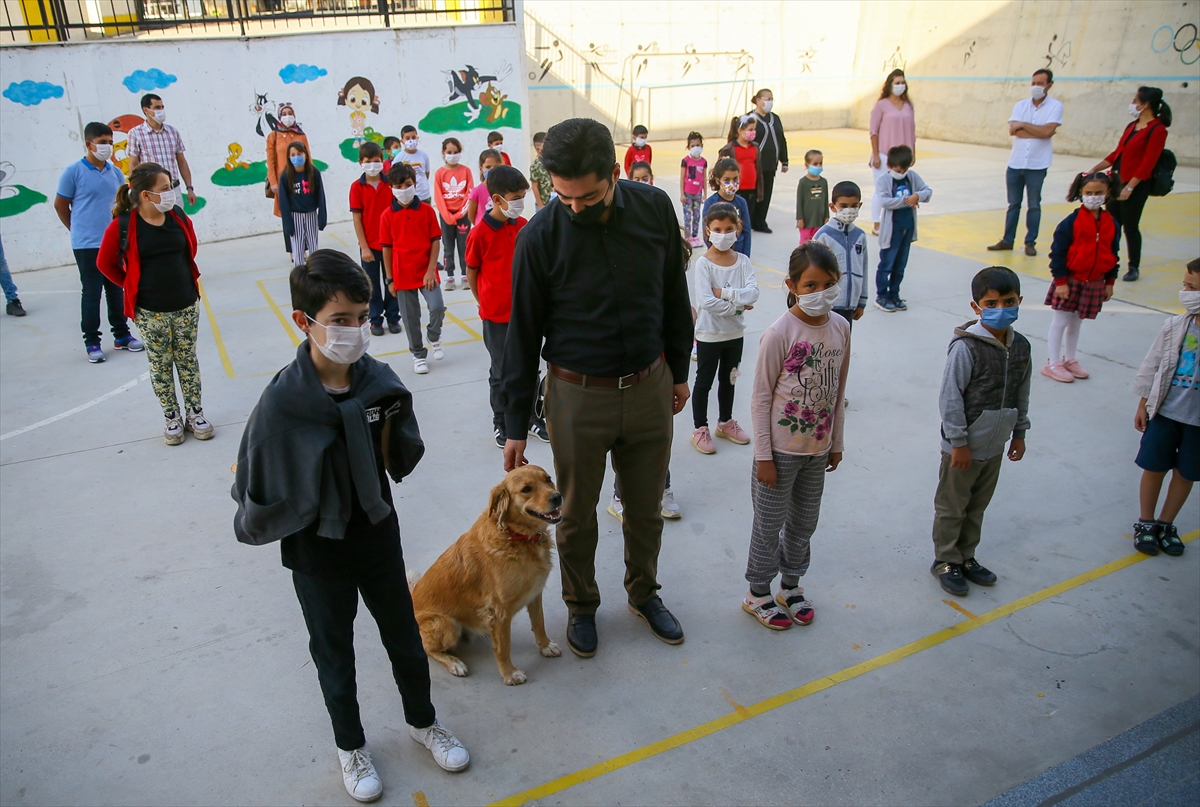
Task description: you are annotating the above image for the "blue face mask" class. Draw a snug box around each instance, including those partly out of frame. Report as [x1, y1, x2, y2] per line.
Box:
[482, 168, 490, 179]
[979, 305, 1019, 330]
[808, 166, 824, 176]
[290, 154, 305, 168]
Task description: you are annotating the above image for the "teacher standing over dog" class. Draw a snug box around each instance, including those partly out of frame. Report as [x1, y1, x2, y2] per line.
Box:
[501, 118, 693, 659]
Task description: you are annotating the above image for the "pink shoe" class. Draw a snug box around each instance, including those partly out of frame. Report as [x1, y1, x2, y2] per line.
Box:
[1041, 360, 1074, 383]
[691, 426, 716, 454]
[1061, 358, 1089, 379]
[715, 419, 750, 445]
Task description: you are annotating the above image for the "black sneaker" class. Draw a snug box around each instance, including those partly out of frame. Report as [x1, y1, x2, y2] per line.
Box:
[1133, 520, 1161, 556]
[1122, 268, 1140, 282]
[529, 418, 550, 443]
[493, 428, 507, 449]
[388, 321, 402, 334]
[931, 561, 968, 596]
[1158, 523, 1185, 557]
[6, 299, 26, 316]
[567, 614, 597, 658]
[962, 558, 997, 586]
[370, 324, 385, 337]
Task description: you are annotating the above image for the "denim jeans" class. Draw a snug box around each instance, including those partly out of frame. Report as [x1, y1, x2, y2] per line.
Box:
[362, 248, 399, 327]
[1002, 167, 1047, 246]
[0, 234, 17, 302]
[876, 226, 914, 301]
[75, 248, 130, 346]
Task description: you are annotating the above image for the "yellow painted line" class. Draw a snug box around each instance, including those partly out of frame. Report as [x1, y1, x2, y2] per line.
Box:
[327, 231, 353, 249]
[257, 279, 300, 347]
[412, 791, 430, 807]
[489, 530, 1199, 807]
[941, 599, 979, 620]
[217, 306, 270, 316]
[443, 306, 482, 340]
[197, 278, 235, 378]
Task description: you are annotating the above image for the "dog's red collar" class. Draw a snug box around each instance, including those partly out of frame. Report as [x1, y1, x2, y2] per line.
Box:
[506, 528, 543, 543]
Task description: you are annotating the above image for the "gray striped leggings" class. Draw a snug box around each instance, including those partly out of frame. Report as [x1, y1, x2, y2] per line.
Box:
[290, 211, 319, 267]
[745, 452, 827, 588]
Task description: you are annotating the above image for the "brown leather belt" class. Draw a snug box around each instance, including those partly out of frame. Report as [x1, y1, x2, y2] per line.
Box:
[548, 356, 662, 389]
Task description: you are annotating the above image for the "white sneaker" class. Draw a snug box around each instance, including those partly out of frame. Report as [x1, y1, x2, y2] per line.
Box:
[164, 411, 184, 446]
[414, 357, 429, 374]
[660, 488, 681, 519]
[337, 747, 383, 803]
[410, 720, 469, 772]
[459, 275, 470, 290]
[607, 493, 624, 522]
[431, 341, 444, 360]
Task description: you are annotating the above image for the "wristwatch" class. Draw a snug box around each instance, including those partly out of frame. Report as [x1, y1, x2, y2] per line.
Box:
[186, 185, 194, 190]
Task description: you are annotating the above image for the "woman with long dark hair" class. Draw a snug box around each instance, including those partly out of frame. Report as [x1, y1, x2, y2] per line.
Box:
[867, 69, 916, 234]
[277, 140, 327, 267]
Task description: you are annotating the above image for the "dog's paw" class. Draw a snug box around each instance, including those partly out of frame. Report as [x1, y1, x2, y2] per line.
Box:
[541, 641, 562, 658]
[448, 659, 469, 677]
[504, 670, 527, 686]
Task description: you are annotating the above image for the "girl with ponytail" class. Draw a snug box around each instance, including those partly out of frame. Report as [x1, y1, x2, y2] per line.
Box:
[718, 115, 763, 232]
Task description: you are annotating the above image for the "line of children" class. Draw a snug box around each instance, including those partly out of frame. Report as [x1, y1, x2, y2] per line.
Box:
[692, 202, 758, 454]
[680, 131, 707, 247]
[813, 181, 869, 326]
[702, 157, 751, 257]
[432, 137, 474, 292]
[719, 115, 762, 232]
[624, 125, 652, 176]
[350, 141, 401, 337]
[1041, 172, 1120, 383]
[467, 148, 503, 226]
[795, 149, 829, 244]
[874, 144, 931, 313]
[487, 131, 512, 166]
[277, 141, 327, 268]
[529, 131, 551, 210]
[380, 162, 445, 375]
[1130, 258, 1199, 557]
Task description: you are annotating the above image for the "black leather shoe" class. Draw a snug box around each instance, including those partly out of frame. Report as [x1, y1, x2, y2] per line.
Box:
[628, 597, 684, 644]
[962, 558, 997, 586]
[388, 321, 402, 334]
[1122, 268, 1140, 282]
[370, 324, 385, 337]
[567, 614, 597, 658]
[931, 561, 968, 596]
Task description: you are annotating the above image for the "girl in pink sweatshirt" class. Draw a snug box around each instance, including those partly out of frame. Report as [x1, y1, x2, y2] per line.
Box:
[432, 137, 474, 290]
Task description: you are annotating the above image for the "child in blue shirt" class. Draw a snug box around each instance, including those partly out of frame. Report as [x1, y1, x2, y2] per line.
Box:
[702, 157, 751, 257]
[874, 145, 931, 312]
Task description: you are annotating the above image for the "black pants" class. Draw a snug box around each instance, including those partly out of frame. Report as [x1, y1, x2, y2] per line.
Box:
[482, 319, 541, 433]
[692, 338, 744, 428]
[752, 172, 776, 230]
[362, 248, 399, 327]
[440, 218, 469, 276]
[291, 557, 435, 752]
[74, 248, 129, 347]
[1107, 181, 1152, 270]
[737, 189, 759, 234]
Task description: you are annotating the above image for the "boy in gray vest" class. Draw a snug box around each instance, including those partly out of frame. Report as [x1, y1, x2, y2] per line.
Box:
[932, 266, 1032, 596]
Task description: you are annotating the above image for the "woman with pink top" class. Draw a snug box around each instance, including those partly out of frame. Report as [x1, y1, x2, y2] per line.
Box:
[868, 69, 916, 234]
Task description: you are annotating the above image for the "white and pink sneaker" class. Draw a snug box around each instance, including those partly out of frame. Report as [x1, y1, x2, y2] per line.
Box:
[1061, 358, 1089, 379]
[715, 419, 750, 445]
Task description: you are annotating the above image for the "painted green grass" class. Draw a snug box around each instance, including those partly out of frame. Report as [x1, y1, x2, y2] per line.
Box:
[418, 101, 521, 134]
[0, 186, 47, 218]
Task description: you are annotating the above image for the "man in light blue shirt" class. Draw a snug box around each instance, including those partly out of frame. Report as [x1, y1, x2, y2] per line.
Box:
[54, 121, 143, 363]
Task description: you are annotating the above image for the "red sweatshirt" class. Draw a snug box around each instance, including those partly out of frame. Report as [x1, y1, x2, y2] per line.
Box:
[433, 164, 474, 226]
[1104, 120, 1168, 183]
[624, 144, 653, 176]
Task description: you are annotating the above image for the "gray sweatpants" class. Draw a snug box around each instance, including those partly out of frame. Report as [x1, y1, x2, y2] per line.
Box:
[746, 452, 827, 589]
[397, 286, 445, 359]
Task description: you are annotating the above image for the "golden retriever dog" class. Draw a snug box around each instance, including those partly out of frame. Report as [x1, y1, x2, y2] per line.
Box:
[410, 465, 563, 685]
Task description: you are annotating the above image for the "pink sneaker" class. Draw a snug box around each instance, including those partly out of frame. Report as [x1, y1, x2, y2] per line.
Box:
[691, 426, 716, 454]
[715, 419, 750, 445]
[1061, 358, 1089, 379]
[1041, 360, 1074, 383]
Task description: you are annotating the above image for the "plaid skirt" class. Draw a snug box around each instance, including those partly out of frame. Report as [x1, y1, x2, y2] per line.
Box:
[1045, 278, 1108, 320]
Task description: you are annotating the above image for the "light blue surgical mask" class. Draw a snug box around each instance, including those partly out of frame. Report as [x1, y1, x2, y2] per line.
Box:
[808, 166, 823, 176]
[979, 306, 1019, 330]
[290, 154, 305, 168]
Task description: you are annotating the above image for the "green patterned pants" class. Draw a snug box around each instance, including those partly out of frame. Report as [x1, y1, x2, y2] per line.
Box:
[134, 303, 202, 417]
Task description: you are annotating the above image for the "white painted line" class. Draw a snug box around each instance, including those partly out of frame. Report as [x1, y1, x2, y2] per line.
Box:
[0, 371, 150, 441]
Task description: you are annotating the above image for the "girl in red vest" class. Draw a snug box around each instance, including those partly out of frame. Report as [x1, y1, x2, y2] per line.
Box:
[1041, 172, 1121, 383]
[98, 162, 212, 445]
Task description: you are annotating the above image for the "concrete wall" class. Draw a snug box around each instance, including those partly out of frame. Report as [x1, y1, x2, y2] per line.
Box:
[0, 24, 528, 270]
[523, 0, 1198, 160]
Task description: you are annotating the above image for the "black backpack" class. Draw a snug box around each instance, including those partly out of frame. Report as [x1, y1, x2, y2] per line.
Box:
[1148, 147, 1176, 197]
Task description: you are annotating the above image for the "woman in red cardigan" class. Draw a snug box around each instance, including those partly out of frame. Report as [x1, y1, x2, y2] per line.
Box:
[98, 162, 212, 446]
[1085, 86, 1172, 282]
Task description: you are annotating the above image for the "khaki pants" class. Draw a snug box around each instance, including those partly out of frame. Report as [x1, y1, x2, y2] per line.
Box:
[545, 360, 674, 614]
[931, 452, 1003, 564]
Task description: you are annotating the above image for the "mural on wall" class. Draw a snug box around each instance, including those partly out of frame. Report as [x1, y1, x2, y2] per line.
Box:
[2, 80, 64, 106]
[1151, 23, 1199, 65]
[251, 92, 280, 137]
[216, 97, 328, 186]
[337, 76, 380, 148]
[420, 61, 521, 133]
[108, 113, 144, 176]
[122, 69, 176, 93]
[0, 162, 48, 218]
[279, 63, 327, 84]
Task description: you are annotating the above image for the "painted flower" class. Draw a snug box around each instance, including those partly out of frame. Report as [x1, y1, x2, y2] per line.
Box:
[783, 341, 813, 375]
[783, 401, 799, 417]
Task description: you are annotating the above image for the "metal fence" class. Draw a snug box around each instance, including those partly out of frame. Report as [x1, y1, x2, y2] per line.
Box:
[1, 0, 514, 43]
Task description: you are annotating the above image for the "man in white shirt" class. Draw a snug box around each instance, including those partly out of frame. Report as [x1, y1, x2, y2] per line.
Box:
[988, 69, 1063, 256]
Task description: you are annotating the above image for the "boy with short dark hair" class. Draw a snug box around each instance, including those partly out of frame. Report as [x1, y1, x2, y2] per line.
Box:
[396, 126, 432, 202]
[232, 250, 469, 803]
[529, 131, 551, 209]
[874, 144, 931, 313]
[487, 131, 512, 166]
[624, 124, 652, 176]
[382, 135, 402, 172]
[931, 266, 1031, 596]
[350, 141, 401, 337]
[465, 165, 548, 447]
[813, 180, 868, 326]
[381, 162, 445, 375]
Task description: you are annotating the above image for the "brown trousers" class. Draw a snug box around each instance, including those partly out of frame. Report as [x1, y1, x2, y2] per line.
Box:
[544, 360, 674, 614]
[931, 451, 1004, 564]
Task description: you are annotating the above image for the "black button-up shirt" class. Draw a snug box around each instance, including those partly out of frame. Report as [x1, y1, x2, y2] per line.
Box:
[501, 180, 693, 436]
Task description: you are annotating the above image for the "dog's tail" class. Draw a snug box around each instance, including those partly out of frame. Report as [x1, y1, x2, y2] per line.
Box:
[406, 568, 423, 591]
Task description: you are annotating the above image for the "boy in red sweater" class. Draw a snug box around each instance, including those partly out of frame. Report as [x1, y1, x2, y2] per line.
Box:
[624, 125, 652, 176]
[465, 165, 548, 447]
[350, 142, 401, 336]
[381, 162, 445, 375]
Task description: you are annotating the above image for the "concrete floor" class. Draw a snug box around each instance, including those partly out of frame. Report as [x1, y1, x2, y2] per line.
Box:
[1, 130, 1198, 807]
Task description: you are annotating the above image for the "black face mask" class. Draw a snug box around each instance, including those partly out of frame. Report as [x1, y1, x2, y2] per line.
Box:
[564, 178, 612, 225]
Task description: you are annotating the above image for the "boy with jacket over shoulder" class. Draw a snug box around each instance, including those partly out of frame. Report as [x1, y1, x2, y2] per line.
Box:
[931, 266, 1031, 597]
[231, 251, 469, 804]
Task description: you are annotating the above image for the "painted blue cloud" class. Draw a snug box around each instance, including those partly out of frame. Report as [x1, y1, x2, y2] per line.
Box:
[122, 69, 177, 93]
[279, 64, 327, 84]
[2, 80, 64, 106]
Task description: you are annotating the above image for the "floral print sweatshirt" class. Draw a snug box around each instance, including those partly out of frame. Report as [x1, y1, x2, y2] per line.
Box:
[751, 309, 850, 461]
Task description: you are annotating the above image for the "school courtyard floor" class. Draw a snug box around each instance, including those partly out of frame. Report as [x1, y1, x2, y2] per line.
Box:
[1, 130, 1198, 807]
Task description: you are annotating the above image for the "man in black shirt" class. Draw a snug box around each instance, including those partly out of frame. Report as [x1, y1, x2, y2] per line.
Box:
[501, 118, 693, 658]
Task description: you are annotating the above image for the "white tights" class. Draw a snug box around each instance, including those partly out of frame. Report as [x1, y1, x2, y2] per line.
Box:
[1047, 310, 1083, 363]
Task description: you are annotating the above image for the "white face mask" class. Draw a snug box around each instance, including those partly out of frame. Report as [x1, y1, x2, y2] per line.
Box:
[280, 114, 296, 127]
[1081, 193, 1106, 210]
[404, 138, 419, 151]
[501, 197, 525, 219]
[794, 284, 841, 317]
[362, 161, 383, 176]
[147, 187, 177, 212]
[891, 83, 906, 96]
[888, 169, 907, 180]
[393, 186, 417, 205]
[709, 231, 737, 251]
[634, 137, 647, 148]
[91, 143, 113, 160]
[834, 207, 859, 226]
[762, 99, 773, 113]
[689, 146, 703, 159]
[1180, 290, 1200, 315]
[1030, 85, 1046, 100]
[151, 109, 167, 124]
[307, 316, 371, 365]
[1128, 103, 1142, 118]
[492, 143, 504, 153]
[445, 152, 462, 165]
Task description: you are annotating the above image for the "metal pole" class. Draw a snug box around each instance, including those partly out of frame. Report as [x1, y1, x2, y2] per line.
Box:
[379, 0, 388, 29]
